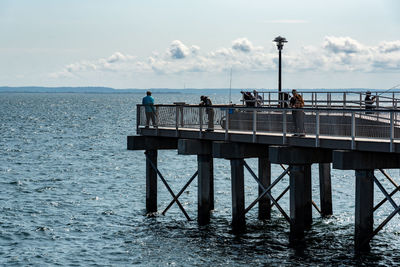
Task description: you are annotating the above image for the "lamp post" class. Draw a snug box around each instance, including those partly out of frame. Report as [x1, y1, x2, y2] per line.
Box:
[273, 36, 287, 107]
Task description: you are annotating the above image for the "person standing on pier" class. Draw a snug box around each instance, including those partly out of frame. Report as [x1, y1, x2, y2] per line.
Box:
[364, 91, 376, 114]
[142, 91, 157, 128]
[289, 89, 305, 137]
[241, 91, 255, 107]
[253, 90, 263, 107]
[200, 95, 214, 131]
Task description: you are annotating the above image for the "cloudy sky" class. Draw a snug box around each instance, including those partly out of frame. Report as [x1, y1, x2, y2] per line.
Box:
[1, 0, 399, 89]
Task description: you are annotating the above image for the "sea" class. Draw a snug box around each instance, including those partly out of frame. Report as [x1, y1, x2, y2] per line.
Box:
[1, 92, 400, 266]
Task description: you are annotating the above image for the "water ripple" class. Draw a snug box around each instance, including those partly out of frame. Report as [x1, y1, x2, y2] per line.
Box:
[0, 93, 399, 266]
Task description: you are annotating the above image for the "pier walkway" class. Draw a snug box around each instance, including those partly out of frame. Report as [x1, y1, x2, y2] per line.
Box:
[128, 90, 400, 252]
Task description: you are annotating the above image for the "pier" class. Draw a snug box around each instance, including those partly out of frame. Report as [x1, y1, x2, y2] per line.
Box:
[128, 91, 400, 252]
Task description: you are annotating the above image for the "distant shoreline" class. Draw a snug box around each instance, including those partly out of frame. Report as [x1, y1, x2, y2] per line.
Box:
[0, 86, 388, 94]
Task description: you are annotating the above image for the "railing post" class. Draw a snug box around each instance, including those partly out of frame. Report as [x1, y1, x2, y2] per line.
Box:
[155, 106, 159, 134]
[351, 112, 356, 150]
[199, 107, 203, 138]
[282, 109, 287, 144]
[136, 104, 140, 134]
[311, 92, 314, 107]
[175, 106, 179, 136]
[268, 92, 271, 107]
[393, 92, 395, 108]
[252, 109, 257, 143]
[376, 94, 380, 109]
[315, 110, 320, 147]
[326, 93, 329, 107]
[328, 93, 331, 107]
[360, 93, 362, 108]
[225, 108, 229, 141]
[390, 112, 394, 152]
[343, 92, 346, 108]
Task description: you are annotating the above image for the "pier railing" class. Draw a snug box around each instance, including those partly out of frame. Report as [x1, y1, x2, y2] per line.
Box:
[137, 104, 400, 150]
[242, 91, 400, 109]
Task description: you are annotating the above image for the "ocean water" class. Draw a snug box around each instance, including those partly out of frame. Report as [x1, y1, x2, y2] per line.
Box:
[1, 92, 400, 266]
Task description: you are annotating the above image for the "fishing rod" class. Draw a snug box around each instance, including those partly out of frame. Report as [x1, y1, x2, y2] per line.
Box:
[229, 68, 232, 104]
[376, 83, 400, 96]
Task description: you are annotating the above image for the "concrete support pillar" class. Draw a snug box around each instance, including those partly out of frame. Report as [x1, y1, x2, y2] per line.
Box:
[210, 157, 214, 211]
[146, 150, 158, 213]
[355, 170, 374, 252]
[319, 163, 333, 216]
[258, 157, 271, 220]
[304, 164, 312, 228]
[269, 146, 332, 244]
[332, 150, 400, 251]
[231, 158, 245, 233]
[178, 139, 215, 225]
[289, 165, 308, 243]
[197, 154, 212, 225]
[128, 136, 178, 214]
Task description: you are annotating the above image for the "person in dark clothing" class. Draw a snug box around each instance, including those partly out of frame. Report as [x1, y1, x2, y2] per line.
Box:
[289, 89, 305, 137]
[253, 90, 263, 107]
[200, 95, 214, 131]
[365, 91, 376, 114]
[242, 91, 255, 107]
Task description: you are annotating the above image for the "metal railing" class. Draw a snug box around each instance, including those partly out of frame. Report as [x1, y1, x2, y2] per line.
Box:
[240, 91, 400, 110]
[137, 104, 400, 151]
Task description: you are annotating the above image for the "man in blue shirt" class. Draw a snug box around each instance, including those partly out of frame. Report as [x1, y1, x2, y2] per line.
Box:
[142, 91, 157, 128]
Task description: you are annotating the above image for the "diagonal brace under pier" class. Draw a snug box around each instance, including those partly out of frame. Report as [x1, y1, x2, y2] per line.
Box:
[145, 152, 192, 221]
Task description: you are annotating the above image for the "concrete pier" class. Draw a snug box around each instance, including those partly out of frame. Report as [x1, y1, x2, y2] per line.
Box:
[333, 150, 400, 251]
[213, 142, 269, 232]
[129, 111, 400, 252]
[178, 139, 214, 225]
[127, 136, 178, 214]
[319, 163, 333, 217]
[146, 150, 157, 213]
[269, 146, 332, 243]
[258, 157, 271, 220]
[230, 158, 245, 232]
[355, 170, 374, 252]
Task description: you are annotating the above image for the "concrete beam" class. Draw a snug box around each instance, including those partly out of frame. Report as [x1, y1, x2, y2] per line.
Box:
[178, 139, 212, 155]
[333, 150, 400, 170]
[213, 142, 268, 159]
[269, 146, 332, 165]
[127, 136, 178, 150]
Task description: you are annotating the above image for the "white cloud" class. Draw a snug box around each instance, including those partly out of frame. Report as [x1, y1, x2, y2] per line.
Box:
[323, 36, 365, 54]
[50, 37, 400, 81]
[107, 52, 127, 63]
[378, 41, 400, 53]
[232, 38, 253, 53]
[169, 40, 190, 59]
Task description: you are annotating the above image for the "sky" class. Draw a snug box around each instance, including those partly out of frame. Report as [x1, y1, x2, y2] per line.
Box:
[1, 0, 399, 89]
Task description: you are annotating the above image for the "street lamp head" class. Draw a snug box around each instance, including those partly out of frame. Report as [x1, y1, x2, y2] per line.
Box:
[273, 36, 288, 50]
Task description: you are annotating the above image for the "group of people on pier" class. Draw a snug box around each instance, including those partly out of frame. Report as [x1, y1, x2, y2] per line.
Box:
[241, 90, 264, 107]
[142, 89, 377, 136]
